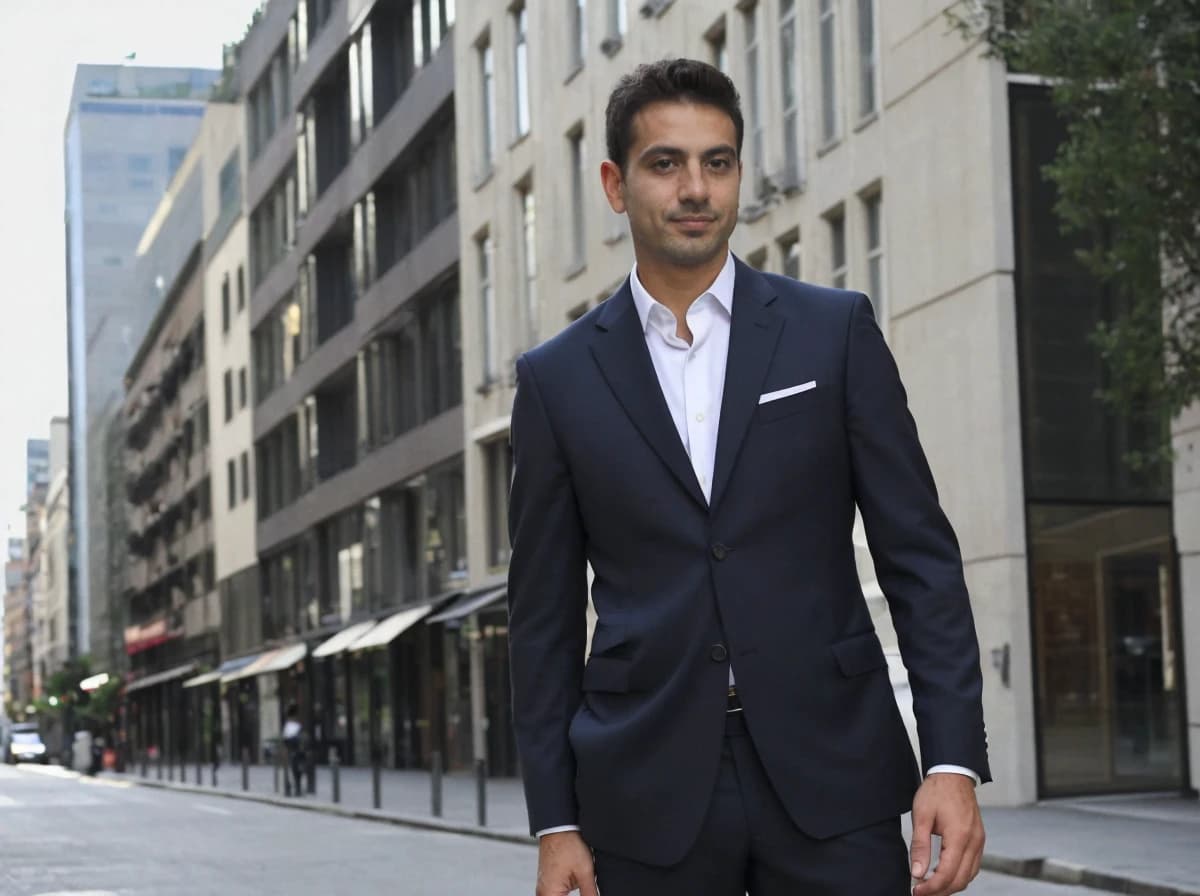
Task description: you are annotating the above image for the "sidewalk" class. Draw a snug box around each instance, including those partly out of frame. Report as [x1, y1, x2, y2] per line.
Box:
[104, 761, 1200, 896]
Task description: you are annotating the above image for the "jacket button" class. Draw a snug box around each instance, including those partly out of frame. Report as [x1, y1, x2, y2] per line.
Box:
[711, 543, 728, 561]
[710, 644, 728, 662]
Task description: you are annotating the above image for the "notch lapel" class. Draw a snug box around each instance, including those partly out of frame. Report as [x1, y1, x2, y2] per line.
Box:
[589, 282, 709, 511]
[710, 260, 784, 513]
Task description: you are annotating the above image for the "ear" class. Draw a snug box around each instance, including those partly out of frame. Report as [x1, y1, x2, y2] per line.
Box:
[600, 159, 627, 214]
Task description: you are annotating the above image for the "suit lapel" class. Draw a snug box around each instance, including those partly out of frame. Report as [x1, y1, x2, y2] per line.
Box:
[710, 260, 784, 513]
[590, 281, 709, 511]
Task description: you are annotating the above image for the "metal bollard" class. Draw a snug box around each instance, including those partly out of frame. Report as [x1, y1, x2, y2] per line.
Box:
[167, 752, 173, 782]
[307, 752, 316, 795]
[372, 749, 382, 810]
[196, 756, 201, 786]
[140, 751, 147, 778]
[331, 747, 341, 804]
[156, 750, 163, 781]
[212, 759, 217, 788]
[241, 747, 249, 792]
[273, 752, 280, 794]
[431, 751, 443, 817]
[475, 758, 487, 827]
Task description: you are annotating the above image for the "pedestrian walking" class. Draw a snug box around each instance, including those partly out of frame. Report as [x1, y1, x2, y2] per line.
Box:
[281, 704, 305, 797]
[507, 59, 989, 896]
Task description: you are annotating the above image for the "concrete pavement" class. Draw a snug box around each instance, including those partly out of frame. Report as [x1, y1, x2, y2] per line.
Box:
[97, 759, 1200, 895]
[1, 761, 1122, 895]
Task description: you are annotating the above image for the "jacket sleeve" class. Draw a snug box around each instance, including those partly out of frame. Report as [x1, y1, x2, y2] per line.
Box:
[507, 353, 590, 834]
[843, 292, 991, 782]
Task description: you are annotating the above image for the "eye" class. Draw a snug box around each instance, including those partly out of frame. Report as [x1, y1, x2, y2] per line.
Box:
[652, 158, 676, 171]
[708, 157, 732, 170]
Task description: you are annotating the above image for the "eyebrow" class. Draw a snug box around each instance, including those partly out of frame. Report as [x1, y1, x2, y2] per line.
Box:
[638, 144, 738, 162]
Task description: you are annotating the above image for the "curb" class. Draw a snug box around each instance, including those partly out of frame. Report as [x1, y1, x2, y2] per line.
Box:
[93, 773, 1200, 896]
[102, 773, 536, 848]
[980, 854, 1200, 896]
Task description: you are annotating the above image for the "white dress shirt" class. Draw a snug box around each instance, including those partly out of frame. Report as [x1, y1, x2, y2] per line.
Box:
[535, 255, 975, 837]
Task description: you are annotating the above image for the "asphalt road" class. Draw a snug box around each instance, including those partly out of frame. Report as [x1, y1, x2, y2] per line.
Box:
[0, 762, 1109, 896]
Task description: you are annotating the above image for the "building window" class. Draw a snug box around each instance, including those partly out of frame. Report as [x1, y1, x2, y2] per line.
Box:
[227, 459, 237, 509]
[513, 4, 531, 138]
[518, 183, 538, 348]
[569, 0, 587, 71]
[864, 192, 884, 321]
[744, 3, 765, 189]
[241, 451, 251, 501]
[607, 0, 627, 44]
[829, 210, 847, 289]
[479, 38, 496, 175]
[779, 230, 801, 280]
[221, 274, 231, 333]
[857, 0, 877, 119]
[569, 128, 586, 268]
[239, 367, 249, 409]
[485, 437, 514, 568]
[779, 0, 803, 188]
[819, 0, 839, 145]
[224, 369, 234, 422]
[479, 233, 497, 383]
[707, 18, 727, 74]
[237, 265, 246, 310]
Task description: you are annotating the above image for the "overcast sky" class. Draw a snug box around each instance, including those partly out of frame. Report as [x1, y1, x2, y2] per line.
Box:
[0, 0, 264, 543]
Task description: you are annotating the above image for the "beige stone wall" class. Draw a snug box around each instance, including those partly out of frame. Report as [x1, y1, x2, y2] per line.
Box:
[199, 106, 257, 584]
[455, 1, 1036, 804]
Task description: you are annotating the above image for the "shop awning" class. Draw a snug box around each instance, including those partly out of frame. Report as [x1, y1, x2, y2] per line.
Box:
[220, 650, 273, 684]
[181, 669, 221, 688]
[312, 621, 377, 658]
[124, 662, 197, 694]
[253, 643, 308, 675]
[350, 605, 433, 651]
[426, 586, 507, 624]
[185, 653, 257, 688]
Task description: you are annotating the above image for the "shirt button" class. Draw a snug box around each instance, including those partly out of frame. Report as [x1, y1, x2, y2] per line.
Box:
[711, 543, 728, 561]
[695, 413, 705, 422]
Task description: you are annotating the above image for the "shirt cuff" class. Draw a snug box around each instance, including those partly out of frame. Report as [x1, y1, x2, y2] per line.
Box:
[536, 825, 581, 838]
[926, 764, 981, 786]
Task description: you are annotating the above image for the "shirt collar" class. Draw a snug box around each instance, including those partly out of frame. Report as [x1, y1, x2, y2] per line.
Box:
[629, 251, 736, 334]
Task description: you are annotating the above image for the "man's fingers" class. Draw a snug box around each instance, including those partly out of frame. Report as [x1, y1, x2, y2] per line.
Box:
[579, 869, 600, 896]
[914, 840, 964, 896]
[909, 813, 934, 880]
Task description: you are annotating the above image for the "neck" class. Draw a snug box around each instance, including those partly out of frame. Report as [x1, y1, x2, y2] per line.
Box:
[635, 247, 728, 320]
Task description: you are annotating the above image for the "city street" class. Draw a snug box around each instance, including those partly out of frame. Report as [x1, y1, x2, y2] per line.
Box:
[1, 762, 1115, 896]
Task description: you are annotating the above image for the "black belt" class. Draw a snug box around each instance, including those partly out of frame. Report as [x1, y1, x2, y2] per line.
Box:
[727, 686, 743, 713]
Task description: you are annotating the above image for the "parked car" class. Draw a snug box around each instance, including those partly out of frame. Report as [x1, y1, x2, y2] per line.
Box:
[8, 724, 48, 764]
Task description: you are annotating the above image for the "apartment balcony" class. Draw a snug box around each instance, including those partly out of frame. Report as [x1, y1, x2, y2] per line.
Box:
[184, 450, 210, 493]
[184, 520, 213, 560]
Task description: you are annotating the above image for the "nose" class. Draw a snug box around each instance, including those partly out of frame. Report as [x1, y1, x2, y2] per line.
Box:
[678, 160, 709, 204]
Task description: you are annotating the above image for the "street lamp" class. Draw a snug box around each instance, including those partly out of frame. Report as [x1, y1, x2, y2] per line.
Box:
[48, 696, 59, 707]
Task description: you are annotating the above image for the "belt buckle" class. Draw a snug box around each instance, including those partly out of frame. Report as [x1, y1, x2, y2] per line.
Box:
[726, 686, 743, 713]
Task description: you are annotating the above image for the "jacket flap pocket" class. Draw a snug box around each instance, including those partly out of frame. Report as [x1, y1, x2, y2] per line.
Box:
[830, 630, 888, 677]
[757, 388, 814, 422]
[581, 656, 632, 693]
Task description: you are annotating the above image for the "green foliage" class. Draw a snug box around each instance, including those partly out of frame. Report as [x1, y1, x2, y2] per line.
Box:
[950, 0, 1200, 436]
[30, 656, 123, 736]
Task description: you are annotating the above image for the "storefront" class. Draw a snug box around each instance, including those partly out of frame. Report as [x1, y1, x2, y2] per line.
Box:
[1011, 84, 1187, 796]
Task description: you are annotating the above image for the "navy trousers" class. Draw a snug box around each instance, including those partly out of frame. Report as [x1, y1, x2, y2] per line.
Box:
[592, 711, 911, 895]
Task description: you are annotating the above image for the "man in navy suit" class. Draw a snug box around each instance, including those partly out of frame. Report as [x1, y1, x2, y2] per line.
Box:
[507, 59, 989, 896]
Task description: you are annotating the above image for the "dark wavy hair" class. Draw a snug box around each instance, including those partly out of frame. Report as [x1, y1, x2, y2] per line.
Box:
[605, 58, 744, 174]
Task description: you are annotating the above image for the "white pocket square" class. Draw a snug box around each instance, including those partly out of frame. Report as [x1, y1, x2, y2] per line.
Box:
[758, 380, 816, 405]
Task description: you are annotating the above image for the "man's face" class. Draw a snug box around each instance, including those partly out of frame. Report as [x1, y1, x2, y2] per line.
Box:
[602, 101, 741, 269]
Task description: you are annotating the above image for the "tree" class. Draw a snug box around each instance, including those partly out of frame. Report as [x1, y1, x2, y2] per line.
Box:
[951, 0, 1200, 459]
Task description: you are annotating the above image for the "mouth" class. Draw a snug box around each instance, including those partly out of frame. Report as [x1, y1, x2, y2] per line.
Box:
[671, 216, 716, 231]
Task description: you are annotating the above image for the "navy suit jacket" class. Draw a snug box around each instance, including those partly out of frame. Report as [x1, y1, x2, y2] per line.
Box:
[507, 257, 989, 867]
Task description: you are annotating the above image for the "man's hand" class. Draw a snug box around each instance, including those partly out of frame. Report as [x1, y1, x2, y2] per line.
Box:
[910, 773, 985, 896]
[537, 831, 598, 896]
